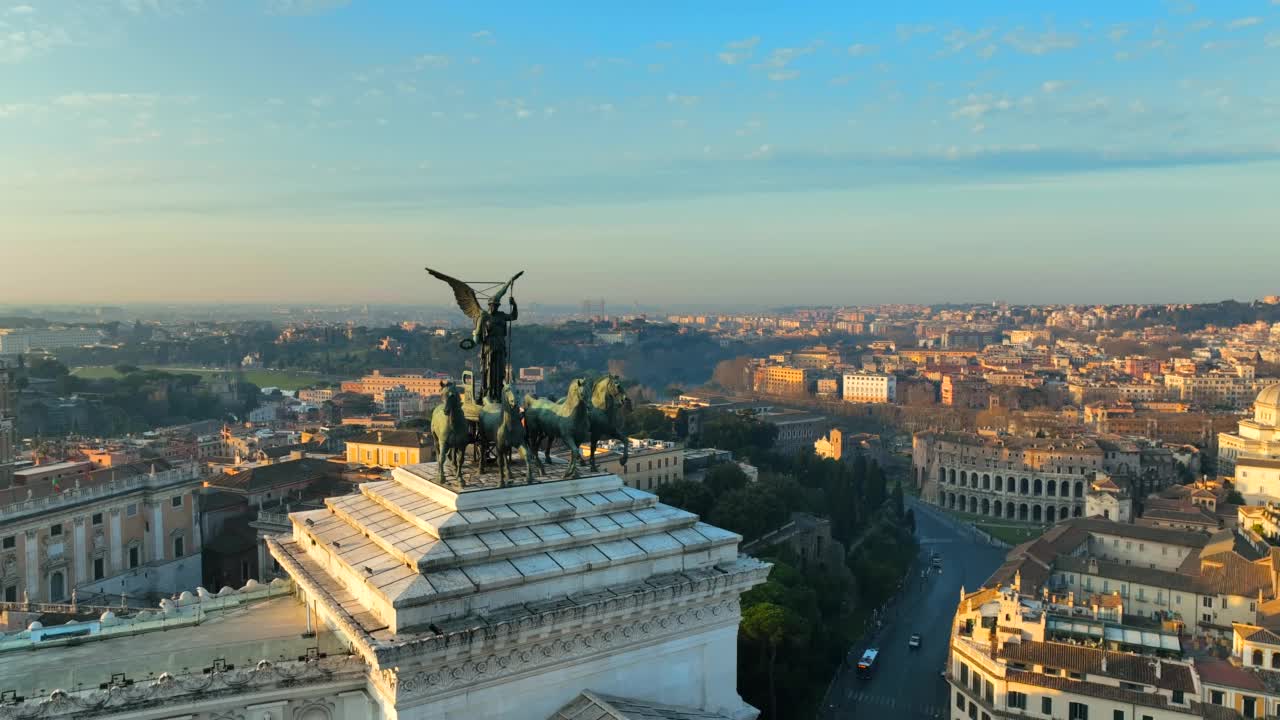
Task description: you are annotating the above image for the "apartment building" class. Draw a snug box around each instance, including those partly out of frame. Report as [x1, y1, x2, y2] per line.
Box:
[577, 438, 684, 492]
[842, 372, 896, 404]
[339, 368, 451, 398]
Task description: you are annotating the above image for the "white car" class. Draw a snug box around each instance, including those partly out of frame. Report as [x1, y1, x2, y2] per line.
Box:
[908, 634, 922, 650]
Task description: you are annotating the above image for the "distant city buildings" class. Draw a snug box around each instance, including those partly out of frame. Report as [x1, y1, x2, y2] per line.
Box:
[0, 327, 103, 354]
[344, 429, 433, 469]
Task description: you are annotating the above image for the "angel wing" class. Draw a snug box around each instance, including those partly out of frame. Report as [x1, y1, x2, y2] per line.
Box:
[490, 270, 525, 305]
[425, 267, 483, 321]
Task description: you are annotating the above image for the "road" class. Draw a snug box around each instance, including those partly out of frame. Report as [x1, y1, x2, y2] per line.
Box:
[820, 497, 1008, 720]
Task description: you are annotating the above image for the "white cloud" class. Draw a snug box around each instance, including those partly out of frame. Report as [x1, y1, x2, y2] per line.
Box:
[0, 24, 71, 63]
[666, 93, 699, 106]
[717, 36, 759, 65]
[263, 0, 348, 15]
[1041, 80, 1065, 93]
[654, 40, 673, 50]
[1004, 27, 1079, 55]
[746, 144, 772, 159]
[8, 5, 34, 14]
[528, 64, 545, 77]
[941, 27, 995, 55]
[1267, 32, 1280, 48]
[896, 24, 935, 41]
[767, 70, 798, 82]
[308, 95, 332, 108]
[413, 54, 451, 70]
[55, 92, 158, 108]
[515, 108, 531, 119]
[1107, 25, 1130, 42]
[471, 29, 494, 42]
[977, 44, 997, 59]
[847, 43, 875, 56]
[1226, 17, 1262, 30]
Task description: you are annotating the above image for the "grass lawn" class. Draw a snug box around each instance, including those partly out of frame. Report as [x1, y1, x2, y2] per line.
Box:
[72, 365, 333, 391]
[975, 523, 1041, 545]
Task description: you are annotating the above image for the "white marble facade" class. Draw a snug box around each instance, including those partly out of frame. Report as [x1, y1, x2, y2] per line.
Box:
[0, 465, 766, 720]
[269, 464, 768, 720]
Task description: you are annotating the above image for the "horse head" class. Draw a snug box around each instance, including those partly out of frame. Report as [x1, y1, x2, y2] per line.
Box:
[440, 381, 462, 413]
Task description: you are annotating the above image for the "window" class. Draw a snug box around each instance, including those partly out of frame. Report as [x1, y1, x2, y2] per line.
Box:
[960, 664, 969, 685]
[1203, 596, 1213, 608]
[173, 535, 185, 558]
[93, 556, 105, 580]
[1244, 697, 1257, 719]
[1043, 667, 1061, 676]
[1253, 649, 1264, 666]
[1069, 701, 1089, 720]
[126, 503, 138, 517]
[1114, 711, 1125, 720]
[92, 512, 103, 526]
[1210, 690, 1224, 705]
[1042, 698, 1053, 715]
[3, 585, 16, 602]
[1, 536, 12, 550]
[984, 679, 993, 704]
[1202, 613, 1212, 623]
[1007, 691, 1027, 710]
[1068, 671, 1084, 680]
[968, 705, 977, 720]
[1222, 597, 1229, 609]
[129, 546, 140, 568]
[50, 524, 63, 537]
[171, 495, 183, 508]
[956, 692, 965, 710]
[1172, 691, 1184, 704]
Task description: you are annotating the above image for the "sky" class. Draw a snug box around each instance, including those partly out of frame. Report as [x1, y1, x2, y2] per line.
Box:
[2, 0, 1279, 308]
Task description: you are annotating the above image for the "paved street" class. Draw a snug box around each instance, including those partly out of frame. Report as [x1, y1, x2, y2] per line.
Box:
[820, 497, 1009, 720]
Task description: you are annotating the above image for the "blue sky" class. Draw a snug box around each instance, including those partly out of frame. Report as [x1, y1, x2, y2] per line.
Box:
[2, 0, 1278, 307]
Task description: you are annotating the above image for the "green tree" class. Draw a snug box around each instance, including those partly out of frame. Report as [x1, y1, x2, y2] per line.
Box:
[740, 602, 805, 720]
[705, 463, 749, 495]
[656, 480, 715, 518]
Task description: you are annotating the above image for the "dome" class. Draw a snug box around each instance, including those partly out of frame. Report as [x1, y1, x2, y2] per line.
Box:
[1258, 383, 1280, 409]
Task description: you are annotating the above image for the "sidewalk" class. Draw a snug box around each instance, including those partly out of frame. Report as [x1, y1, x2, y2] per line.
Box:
[909, 497, 1011, 550]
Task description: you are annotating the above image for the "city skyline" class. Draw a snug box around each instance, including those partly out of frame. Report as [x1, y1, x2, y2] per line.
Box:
[4, 0, 1279, 305]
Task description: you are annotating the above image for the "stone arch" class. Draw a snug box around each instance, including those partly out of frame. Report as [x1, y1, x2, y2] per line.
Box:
[1047, 479, 1057, 497]
[1075, 481, 1084, 498]
[1253, 649, 1264, 666]
[1019, 503, 1029, 521]
[950, 469, 956, 484]
[983, 474, 991, 490]
[960, 470, 968, 486]
[968, 496, 977, 514]
[1272, 652, 1280, 669]
[1007, 502, 1016, 520]
[1033, 505, 1043, 523]
[1034, 479, 1043, 496]
[939, 467, 946, 484]
[1020, 478, 1029, 495]
[994, 500, 1003, 518]
[1046, 506, 1057, 523]
[995, 476, 1004, 492]
[981, 498, 990, 516]
[1072, 505, 1083, 517]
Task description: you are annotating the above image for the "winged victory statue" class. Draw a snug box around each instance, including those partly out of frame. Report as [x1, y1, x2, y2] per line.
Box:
[426, 267, 524, 405]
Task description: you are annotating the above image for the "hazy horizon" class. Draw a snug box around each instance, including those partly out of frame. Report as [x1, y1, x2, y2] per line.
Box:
[4, 0, 1279, 306]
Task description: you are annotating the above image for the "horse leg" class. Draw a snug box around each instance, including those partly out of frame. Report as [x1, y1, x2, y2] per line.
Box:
[519, 445, 537, 484]
[588, 436, 599, 472]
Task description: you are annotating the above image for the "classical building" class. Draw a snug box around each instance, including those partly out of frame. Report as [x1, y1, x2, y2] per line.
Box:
[915, 431, 1104, 523]
[1218, 384, 1280, 475]
[345, 430, 433, 469]
[750, 363, 809, 397]
[0, 459, 203, 605]
[841, 372, 896, 404]
[0, 464, 769, 719]
[340, 369, 451, 399]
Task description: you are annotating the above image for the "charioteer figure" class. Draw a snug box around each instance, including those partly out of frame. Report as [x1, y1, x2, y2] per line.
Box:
[426, 267, 523, 404]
